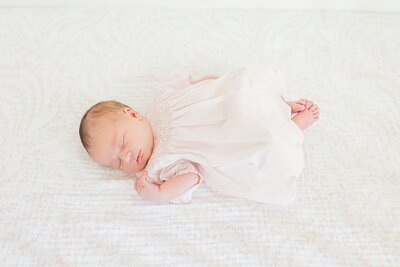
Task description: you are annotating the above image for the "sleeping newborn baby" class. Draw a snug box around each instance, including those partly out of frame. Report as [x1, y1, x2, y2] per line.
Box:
[79, 67, 320, 205]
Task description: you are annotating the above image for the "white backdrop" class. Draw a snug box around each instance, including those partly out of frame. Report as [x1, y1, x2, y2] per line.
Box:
[1, 0, 400, 13]
[0, 6, 399, 267]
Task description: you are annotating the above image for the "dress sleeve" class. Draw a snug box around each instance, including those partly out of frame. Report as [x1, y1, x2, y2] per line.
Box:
[158, 160, 203, 204]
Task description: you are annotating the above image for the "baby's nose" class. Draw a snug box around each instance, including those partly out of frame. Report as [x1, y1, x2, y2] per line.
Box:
[121, 151, 132, 162]
[126, 152, 133, 162]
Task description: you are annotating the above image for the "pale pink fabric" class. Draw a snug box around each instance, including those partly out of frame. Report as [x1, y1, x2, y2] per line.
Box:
[142, 67, 304, 205]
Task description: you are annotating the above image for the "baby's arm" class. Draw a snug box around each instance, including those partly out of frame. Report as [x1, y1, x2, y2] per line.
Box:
[189, 74, 219, 85]
[158, 172, 200, 202]
[134, 171, 200, 203]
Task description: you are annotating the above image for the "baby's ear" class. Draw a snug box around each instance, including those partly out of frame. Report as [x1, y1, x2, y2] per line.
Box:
[124, 108, 142, 120]
[123, 107, 138, 117]
[122, 107, 131, 114]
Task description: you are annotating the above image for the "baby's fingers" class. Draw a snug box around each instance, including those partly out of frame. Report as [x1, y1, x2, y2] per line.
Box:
[135, 176, 144, 191]
[139, 176, 146, 187]
[134, 179, 140, 192]
[141, 171, 151, 182]
[135, 181, 144, 194]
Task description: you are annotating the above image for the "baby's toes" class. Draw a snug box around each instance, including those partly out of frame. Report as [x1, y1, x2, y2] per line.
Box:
[305, 101, 314, 109]
[312, 108, 319, 115]
[311, 104, 319, 112]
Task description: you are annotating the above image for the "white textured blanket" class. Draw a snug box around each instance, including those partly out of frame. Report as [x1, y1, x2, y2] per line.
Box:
[0, 8, 399, 267]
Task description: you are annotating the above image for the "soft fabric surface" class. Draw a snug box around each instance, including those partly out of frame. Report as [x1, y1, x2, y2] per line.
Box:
[0, 8, 399, 266]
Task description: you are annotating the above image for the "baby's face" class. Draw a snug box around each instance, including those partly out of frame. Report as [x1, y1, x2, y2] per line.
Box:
[88, 108, 154, 174]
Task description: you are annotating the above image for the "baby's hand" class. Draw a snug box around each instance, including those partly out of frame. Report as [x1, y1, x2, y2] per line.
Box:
[134, 171, 160, 201]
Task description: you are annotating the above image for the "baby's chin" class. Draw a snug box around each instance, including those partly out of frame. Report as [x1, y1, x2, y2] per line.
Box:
[138, 153, 150, 170]
[137, 162, 148, 173]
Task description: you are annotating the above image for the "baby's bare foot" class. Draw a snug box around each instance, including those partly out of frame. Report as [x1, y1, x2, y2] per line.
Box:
[287, 98, 308, 114]
[291, 101, 320, 130]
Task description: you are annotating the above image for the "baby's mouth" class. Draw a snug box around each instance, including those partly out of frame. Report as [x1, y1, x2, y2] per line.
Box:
[136, 149, 142, 164]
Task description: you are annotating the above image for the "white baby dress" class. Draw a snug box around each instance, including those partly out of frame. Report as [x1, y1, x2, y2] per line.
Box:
[142, 67, 304, 205]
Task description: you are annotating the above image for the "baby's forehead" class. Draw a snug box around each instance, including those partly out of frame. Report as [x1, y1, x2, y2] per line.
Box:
[89, 123, 119, 165]
[90, 115, 120, 131]
[90, 116, 118, 135]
